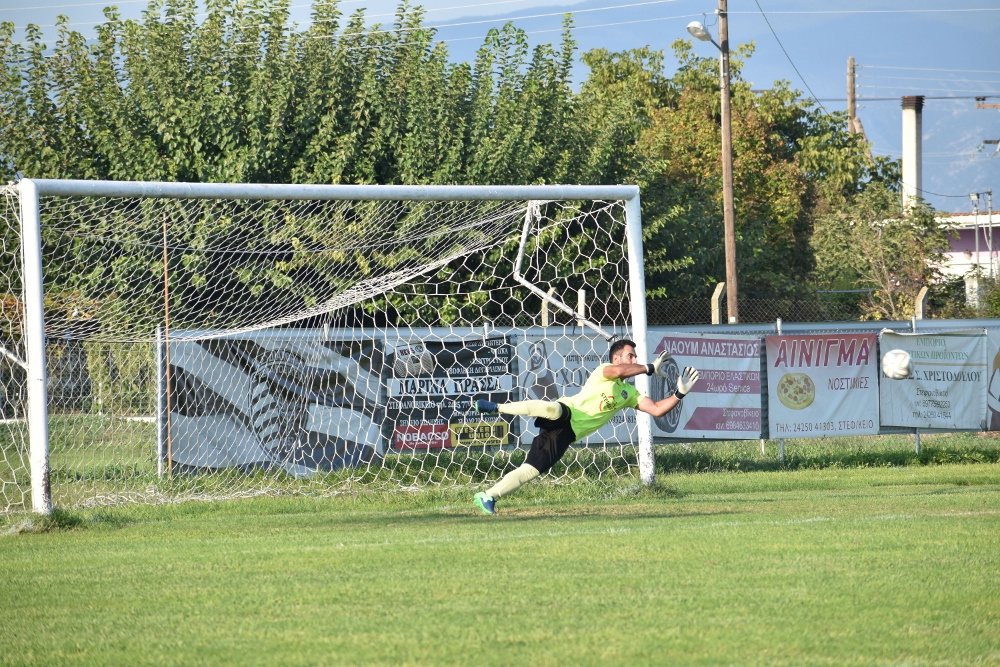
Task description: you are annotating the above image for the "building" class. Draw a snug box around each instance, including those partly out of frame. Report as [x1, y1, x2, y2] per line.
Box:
[939, 210, 998, 279]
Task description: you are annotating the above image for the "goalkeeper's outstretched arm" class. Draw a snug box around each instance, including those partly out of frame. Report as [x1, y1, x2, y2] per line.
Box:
[603, 349, 673, 380]
[637, 366, 700, 418]
[603, 362, 653, 380]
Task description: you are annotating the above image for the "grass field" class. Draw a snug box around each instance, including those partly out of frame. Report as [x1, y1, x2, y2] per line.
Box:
[1, 446, 998, 666]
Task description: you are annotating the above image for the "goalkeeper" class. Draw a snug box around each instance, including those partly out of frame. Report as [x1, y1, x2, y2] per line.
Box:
[472, 338, 699, 515]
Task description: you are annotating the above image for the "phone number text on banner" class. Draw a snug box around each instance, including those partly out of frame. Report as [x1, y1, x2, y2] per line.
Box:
[879, 330, 987, 429]
[386, 337, 517, 450]
[649, 331, 763, 439]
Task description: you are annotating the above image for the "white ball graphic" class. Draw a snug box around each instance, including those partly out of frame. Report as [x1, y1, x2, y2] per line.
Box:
[393, 345, 437, 377]
[881, 349, 912, 380]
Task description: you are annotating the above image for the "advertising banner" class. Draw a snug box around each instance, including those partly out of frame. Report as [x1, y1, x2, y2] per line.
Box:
[648, 332, 762, 439]
[165, 333, 383, 476]
[766, 333, 879, 438]
[986, 329, 1000, 431]
[518, 335, 636, 444]
[385, 336, 518, 450]
[879, 330, 987, 429]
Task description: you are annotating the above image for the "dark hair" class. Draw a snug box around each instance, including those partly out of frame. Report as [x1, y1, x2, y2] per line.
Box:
[608, 338, 637, 363]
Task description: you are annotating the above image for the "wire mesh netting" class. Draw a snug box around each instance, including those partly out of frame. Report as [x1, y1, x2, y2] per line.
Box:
[1, 185, 646, 511]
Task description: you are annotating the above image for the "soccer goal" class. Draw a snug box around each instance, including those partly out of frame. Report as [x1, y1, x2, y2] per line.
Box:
[0, 179, 651, 513]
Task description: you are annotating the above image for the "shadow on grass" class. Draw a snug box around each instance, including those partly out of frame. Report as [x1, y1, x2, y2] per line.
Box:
[654, 441, 1000, 474]
[481, 507, 741, 523]
[1, 507, 141, 535]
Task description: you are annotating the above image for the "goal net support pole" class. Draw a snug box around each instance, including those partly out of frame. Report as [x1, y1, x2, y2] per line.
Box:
[514, 196, 652, 483]
[624, 194, 653, 485]
[18, 179, 52, 514]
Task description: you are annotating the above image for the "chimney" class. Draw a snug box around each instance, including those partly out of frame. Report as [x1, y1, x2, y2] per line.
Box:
[901, 95, 924, 209]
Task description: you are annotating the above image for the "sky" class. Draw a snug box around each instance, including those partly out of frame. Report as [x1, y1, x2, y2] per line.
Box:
[1, 0, 998, 214]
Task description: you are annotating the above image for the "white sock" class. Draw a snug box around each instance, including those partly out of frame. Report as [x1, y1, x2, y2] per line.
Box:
[485, 463, 541, 499]
[498, 400, 562, 420]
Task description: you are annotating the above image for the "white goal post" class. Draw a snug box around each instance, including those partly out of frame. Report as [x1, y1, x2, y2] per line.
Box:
[2, 179, 653, 514]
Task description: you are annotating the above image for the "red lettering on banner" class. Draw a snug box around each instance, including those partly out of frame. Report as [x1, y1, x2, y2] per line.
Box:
[771, 334, 872, 369]
[656, 337, 760, 358]
[393, 423, 451, 450]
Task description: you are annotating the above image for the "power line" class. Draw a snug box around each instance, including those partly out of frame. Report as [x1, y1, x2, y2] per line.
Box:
[7, 0, 1000, 16]
[236, 0, 686, 45]
[383, 0, 686, 35]
[0, 0, 148, 9]
[10, 4, 698, 54]
[861, 75, 1000, 86]
[730, 8, 1000, 15]
[859, 85, 1000, 95]
[0, 0, 378, 13]
[2, 0, 549, 28]
[1, 11, 705, 58]
[7, 0, 685, 31]
[898, 183, 983, 199]
[287, 11, 702, 51]
[878, 148, 993, 159]
[862, 65, 1000, 74]
[0, 0, 531, 12]
[750, 0, 826, 113]
[817, 95, 1000, 102]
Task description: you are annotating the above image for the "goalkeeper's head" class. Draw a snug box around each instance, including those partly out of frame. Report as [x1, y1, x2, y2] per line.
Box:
[608, 338, 638, 363]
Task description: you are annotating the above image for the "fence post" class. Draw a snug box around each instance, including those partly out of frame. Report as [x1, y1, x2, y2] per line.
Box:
[914, 286, 929, 320]
[711, 283, 726, 325]
[541, 287, 555, 326]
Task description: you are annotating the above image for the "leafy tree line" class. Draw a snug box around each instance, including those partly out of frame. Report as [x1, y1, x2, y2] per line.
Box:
[0, 0, 948, 328]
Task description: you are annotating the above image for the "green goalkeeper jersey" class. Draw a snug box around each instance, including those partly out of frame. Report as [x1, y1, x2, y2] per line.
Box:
[561, 363, 642, 439]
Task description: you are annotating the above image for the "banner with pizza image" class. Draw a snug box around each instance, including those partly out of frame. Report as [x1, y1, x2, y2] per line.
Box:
[765, 333, 880, 438]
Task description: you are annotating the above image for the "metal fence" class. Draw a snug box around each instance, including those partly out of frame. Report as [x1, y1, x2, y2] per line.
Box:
[647, 291, 871, 326]
[646, 285, 978, 326]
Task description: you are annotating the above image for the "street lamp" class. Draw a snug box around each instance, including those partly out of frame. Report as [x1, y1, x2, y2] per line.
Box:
[686, 2, 739, 324]
[685, 20, 716, 46]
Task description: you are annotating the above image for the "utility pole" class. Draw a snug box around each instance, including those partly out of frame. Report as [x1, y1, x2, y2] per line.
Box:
[847, 57, 856, 132]
[988, 191, 995, 279]
[686, 1, 739, 322]
[845, 56, 870, 154]
[718, 0, 739, 323]
[972, 193, 981, 273]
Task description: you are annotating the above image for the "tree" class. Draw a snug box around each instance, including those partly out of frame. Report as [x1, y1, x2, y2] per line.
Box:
[634, 40, 894, 303]
[811, 184, 954, 320]
[0, 1, 927, 328]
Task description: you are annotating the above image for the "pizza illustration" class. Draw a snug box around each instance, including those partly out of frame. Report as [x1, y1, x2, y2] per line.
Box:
[776, 372, 815, 410]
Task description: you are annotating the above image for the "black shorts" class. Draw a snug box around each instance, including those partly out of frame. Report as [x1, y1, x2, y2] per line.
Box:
[525, 402, 577, 474]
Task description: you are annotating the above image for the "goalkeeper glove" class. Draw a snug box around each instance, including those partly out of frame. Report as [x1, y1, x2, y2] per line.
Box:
[674, 367, 699, 399]
[647, 350, 672, 376]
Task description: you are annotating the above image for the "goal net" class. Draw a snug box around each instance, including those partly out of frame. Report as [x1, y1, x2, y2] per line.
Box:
[0, 180, 650, 513]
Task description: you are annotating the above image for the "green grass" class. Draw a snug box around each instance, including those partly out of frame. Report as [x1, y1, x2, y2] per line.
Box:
[5, 416, 1000, 511]
[1, 460, 998, 666]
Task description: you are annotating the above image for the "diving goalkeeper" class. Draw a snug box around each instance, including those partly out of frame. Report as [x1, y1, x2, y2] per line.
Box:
[472, 338, 699, 515]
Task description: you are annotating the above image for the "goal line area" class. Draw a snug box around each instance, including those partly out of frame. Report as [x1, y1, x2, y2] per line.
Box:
[0, 180, 650, 513]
